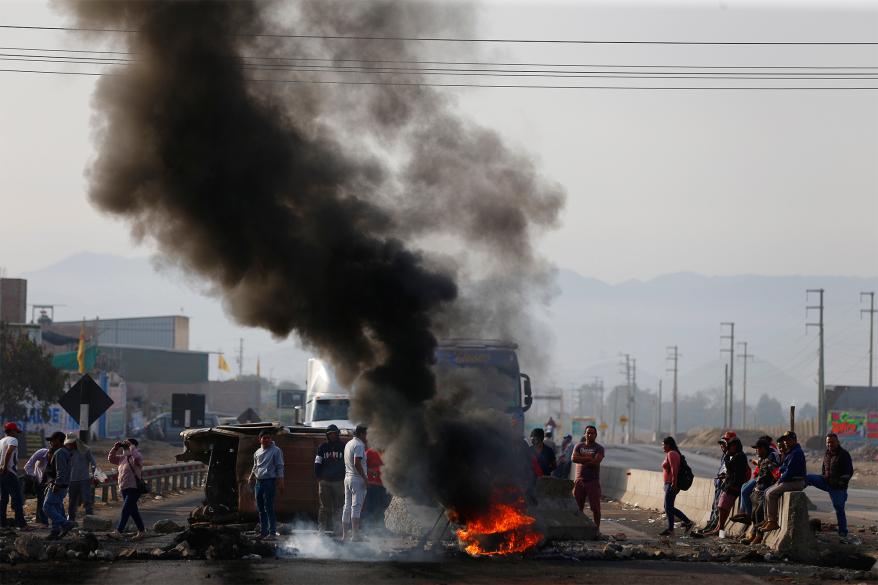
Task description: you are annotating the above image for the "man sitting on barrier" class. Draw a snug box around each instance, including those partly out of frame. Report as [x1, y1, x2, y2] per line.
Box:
[761, 431, 806, 533]
[744, 438, 779, 544]
[704, 436, 749, 536]
[806, 432, 854, 543]
[732, 435, 779, 527]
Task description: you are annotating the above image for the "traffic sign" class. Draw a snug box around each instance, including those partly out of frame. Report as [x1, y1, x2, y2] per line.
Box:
[172, 393, 206, 428]
[59, 374, 114, 442]
[599, 422, 608, 431]
[619, 415, 629, 425]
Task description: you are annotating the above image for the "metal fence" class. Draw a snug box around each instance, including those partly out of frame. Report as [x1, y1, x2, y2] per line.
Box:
[97, 462, 206, 503]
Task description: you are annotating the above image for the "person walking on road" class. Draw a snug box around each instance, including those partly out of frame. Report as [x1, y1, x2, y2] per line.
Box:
[24, 432, 64, 527]
[704, 436, 749, 536]
[45, 434, 77, 539]
[660, 436, 694, 537]
[248, 430, 285, 540]
[67, 437, 97, 522]
[572, 425, 604, 532]
[761, 431, 807, 533]
[314, 424, 345, 536]
[805, 432, 854, 542]
[342, 425, 368, 542]
[0, 422, 28, 530]
[107, 438, 146, 539]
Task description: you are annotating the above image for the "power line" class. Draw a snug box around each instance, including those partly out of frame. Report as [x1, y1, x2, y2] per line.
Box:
[7, 57, 878, 80]
[6, 54, 878, 79]
[3, 46, 878, 71]
[2, 24, 878, 45]
[3, 68, 877, 90]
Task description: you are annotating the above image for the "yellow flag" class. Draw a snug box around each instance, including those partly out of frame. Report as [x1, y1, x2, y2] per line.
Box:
[76, 323, 86, 374]
[218, 354, 231, 372]
[256, 356, 261, 378]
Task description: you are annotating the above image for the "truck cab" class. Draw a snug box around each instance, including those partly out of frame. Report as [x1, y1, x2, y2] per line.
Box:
[304, 358, 354, 430]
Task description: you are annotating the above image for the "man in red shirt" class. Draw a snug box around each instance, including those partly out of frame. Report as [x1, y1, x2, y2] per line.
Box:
[363, 447, 389, 528]
[571, 425, 604, 532]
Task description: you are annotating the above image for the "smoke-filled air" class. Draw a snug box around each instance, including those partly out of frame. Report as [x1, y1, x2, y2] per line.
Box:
[62, 0, 564, 522]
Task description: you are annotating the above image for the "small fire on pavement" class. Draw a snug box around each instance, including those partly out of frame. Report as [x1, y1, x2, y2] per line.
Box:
[452, 488, 542, 557]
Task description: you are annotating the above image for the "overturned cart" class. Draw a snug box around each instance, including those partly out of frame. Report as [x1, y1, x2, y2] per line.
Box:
[177, 422, 346, 523]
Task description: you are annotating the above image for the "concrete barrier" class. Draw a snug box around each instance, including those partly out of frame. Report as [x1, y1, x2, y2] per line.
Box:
[600, 466, 716, 526]
[601, 465, 815, 559]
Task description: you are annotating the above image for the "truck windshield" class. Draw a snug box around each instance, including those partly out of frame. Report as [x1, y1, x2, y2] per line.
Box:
[434, 349, 521, 409]
[313, 399, 350, 422]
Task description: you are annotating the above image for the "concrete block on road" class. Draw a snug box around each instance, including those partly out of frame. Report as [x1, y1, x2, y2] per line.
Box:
[762, 491, 817, 562]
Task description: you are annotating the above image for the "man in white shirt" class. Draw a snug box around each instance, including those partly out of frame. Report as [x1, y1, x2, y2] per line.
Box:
[0, 422, 27, 529]
[341, 424, 368, 542]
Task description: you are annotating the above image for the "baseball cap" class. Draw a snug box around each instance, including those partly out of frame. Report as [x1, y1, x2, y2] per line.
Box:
[718, 430, 737, 443]
[3, 422, 20, 433]
[63, 433, 78, 445]
[46, 431, 66, 443]
[751, 438, 770, 450]
[326, 424, 340, 435]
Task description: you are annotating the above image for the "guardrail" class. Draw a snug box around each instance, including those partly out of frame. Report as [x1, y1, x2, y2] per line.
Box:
[97, 462, 207, 503]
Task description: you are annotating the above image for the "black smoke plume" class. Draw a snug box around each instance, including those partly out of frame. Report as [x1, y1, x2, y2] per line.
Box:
[65, 0, 564, 521]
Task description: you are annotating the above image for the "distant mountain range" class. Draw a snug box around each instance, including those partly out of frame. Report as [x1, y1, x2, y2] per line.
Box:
[18, 252, 878, 405]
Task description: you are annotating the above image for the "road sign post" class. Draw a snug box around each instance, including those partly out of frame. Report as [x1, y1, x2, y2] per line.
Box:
[59, 374, 114, 443]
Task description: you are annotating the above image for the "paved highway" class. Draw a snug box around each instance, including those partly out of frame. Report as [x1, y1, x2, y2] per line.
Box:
[602, 443, 878, 525]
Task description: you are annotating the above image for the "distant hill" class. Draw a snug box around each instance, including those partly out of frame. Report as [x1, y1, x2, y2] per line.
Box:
[17, 253, 878, 400]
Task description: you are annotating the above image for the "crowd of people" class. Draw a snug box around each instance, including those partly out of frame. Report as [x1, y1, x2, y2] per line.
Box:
[250, 423, 389, 542]
[528, 419, 856, 545]
[665, 429, 855, 544]
[0, 422, 147, 540]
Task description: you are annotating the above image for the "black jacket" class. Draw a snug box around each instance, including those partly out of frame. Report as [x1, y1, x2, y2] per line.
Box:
[722, 443, 751, 495]
[823, 447, 854, 490]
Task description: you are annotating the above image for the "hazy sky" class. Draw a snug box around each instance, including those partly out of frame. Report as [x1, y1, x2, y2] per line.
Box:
[1, 0, 876, 284]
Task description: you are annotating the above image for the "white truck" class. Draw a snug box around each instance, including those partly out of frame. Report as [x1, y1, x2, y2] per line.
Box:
[304, 358, 355, 430]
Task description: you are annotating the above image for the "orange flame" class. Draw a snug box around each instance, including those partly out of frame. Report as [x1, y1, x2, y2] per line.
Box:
[454, 491, 542, 557]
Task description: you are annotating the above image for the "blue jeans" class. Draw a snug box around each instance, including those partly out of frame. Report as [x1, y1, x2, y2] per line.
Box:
[255, 478, 277, 536]
[118, 488, 145, 533]
[35, 482, 48, 525]
[739, 478, 757, 516]
[43, 486, 68, 532]
[0, 471, 26, 527]
[664, 483, 691, 531]
[806, 474, 848, 536]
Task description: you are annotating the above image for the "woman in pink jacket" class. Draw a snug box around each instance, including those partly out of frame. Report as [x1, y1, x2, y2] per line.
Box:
[660, 436, 694, 537]
[108, 438, 145, 539]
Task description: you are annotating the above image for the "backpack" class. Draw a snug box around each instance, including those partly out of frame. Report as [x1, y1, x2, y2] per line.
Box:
[677, 454, 694, 491]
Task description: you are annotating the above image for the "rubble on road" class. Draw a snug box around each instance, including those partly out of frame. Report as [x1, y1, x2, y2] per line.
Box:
[153, 519, 185, 534]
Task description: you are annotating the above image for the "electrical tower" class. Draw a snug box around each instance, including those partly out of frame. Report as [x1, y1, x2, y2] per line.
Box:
[631, 358, 637, 442]
[737, 341, 754, 429]
[666, 346, 680, 437]
[619, 353, 632, 443]
[862, 292, 876, 387]
[720, 322, 735, 428]
[236, 337, 244, 378]
[806, 289, 825, 436]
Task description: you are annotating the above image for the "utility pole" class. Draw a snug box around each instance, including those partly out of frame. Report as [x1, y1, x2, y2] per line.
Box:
[806, 289, 825, 436]
[723, 363, 729, 427]
[236, 337, 244, 379]
[861, 292, 876, 387]
[720, 322, 735, 428]
[619, 354, 632, 443]
[654, 379, 663, 441]
[594, 376, 604, 424]
[737, 342, 754, 429]
[631, 358, 637, 443]
[666, 346, 680, 437]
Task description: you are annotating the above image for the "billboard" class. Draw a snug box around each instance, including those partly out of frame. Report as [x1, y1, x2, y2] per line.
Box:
[827, 410, 878, 440]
